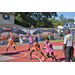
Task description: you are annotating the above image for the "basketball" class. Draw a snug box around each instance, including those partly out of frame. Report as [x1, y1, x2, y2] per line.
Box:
[41, 56, 46, 62]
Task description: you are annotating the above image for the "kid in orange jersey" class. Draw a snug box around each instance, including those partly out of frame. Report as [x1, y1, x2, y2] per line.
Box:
[29, 40, 44, 60]
[5, 36, 17, 53]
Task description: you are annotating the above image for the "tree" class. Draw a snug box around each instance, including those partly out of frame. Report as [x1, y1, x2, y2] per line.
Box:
[59, 14, 65, 21]
[13, 12, 57, 27]
[66, 18, 74, 21]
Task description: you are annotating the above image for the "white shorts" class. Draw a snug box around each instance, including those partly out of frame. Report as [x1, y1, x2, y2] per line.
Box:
[7, 45, 15, 47]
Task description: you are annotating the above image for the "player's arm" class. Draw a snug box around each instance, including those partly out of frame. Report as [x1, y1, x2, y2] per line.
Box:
[41, 44, 46, 50]
[36, 50, 39, 56]
[5, 41, 8, 45]
[13, 41, 17, 45]
[62, 36, 67, 53]
[48, 48, 51, 53]
[62, 44, 66, 53]
[48, 44, 52, 53]
[27, 39, 29, 40]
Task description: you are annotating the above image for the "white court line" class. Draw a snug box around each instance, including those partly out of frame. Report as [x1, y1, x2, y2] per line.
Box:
[14, 53, 42, 62]
[14, 53, 27, 59]
[32, 55, 42, 62]
[25, 53, 42, 62]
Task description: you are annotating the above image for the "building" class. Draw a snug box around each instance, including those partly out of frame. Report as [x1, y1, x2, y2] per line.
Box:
[62, 21, 75, 35]
[57, 25, 64, 33]
[0, 12, 23, 28]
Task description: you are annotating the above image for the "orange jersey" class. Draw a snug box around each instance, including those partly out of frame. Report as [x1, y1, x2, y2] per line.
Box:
[8, 38, 13, 45]
[32, 43, 40, 50]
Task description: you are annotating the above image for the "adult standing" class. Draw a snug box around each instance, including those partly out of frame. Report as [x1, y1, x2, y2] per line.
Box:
[62, 29, 75, 62]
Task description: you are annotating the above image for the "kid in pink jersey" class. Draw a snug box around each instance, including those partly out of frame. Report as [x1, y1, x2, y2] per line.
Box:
[28, 34, 33, 51]
[41, 38, 58, 62]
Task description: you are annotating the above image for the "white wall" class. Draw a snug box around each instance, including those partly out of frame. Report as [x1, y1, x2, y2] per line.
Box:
[0, 14, 14, 24]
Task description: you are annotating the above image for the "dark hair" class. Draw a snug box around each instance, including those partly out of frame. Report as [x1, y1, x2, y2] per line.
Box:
[45, 38, 49, 40]
[35, 37, 38, 40]
[65, 28, 70, 33]
[34, 40, 38, 42]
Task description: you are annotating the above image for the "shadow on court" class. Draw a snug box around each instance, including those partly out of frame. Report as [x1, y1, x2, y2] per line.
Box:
[58, 58, 65, 62]
[2, 49, 28, 56]
[2, 52, 20, 55]
[19, 50, 29, 52]
[48, 55, 58, 58]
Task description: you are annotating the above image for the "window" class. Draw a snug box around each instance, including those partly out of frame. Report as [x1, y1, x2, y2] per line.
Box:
[3, 15, 10, 20]
[66, 24, 68, 27]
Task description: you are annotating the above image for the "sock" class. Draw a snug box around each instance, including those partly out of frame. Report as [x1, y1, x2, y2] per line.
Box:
[15, 50, 17, 52]
[6, 51, 7, 53]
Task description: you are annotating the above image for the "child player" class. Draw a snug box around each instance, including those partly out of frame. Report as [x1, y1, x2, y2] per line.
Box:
[5, 36, 17, 53]
[27, 34, 34, 51]
[41, 38, 58, 62]
[29, 40, 44, 60]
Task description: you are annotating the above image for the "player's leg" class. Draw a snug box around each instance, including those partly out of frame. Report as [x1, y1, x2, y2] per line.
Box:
[12, 45, 17, 53]
[28, 44, 30, 51]
[28, 42, 33, 51]
[29, 48, 34, 60]
[6, 45, 10, 53]
[51, 52, 58, 62]
[45, 53, 49, 59]
[39, 50, 44, 56]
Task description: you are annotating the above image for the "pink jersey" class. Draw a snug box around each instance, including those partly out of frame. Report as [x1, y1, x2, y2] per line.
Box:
[29, 36, 33, 42]
[45, 42, 53, 53]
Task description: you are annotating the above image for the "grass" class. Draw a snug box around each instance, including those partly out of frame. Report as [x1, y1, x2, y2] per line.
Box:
[0, 37, 64, 46]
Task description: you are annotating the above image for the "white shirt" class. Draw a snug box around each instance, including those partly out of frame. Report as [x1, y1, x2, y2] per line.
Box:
[63, 34, 73, 47]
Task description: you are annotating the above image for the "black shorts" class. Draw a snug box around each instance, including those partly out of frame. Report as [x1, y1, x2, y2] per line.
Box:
[47, 52, 54, 57]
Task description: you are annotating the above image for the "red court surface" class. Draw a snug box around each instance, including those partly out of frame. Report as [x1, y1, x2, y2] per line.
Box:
[0, 41, 75, 62]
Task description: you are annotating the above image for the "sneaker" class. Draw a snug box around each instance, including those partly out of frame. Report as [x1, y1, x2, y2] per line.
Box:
[27, 49, 30, 51]
[56, 59, 58, 62]
[29, 57, 32, 60]
[52, 57, 54, 60]
[15, 50, 17, 53]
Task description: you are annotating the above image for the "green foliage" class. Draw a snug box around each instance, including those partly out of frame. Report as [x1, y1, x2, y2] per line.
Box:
[13, 12, 74, 28]
[13, 12, 57, 28]
[59, 14, 65, 21]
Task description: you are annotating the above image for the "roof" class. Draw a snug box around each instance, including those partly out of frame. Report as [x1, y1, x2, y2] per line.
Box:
[0, 12, 15, 15]
[69, 26, 75, 29]
[63, 21, 74, 25]
[0, 24, 24, 28]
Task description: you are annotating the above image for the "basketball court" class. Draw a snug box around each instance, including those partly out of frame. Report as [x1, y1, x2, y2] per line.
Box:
[0, 41, 75, 62]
